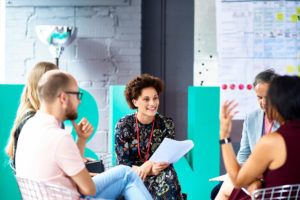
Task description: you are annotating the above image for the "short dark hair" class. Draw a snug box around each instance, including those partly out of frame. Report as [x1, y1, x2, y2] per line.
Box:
[267, 75, 300, 121]
[253, 69, 279, 87]
[125, 74, 164, 109]
[37, 71, 71, 103]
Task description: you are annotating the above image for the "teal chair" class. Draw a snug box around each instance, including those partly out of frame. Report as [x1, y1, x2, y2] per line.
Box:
[0, 84, 99, 200]
[109, 85, 220, 199]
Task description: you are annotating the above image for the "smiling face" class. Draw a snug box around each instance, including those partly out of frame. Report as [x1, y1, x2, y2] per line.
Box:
[255, 82, 270, 113]
[133, 87, 159, 121]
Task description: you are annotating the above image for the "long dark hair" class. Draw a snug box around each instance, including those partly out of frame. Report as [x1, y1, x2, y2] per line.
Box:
[267, 75, 300, 122]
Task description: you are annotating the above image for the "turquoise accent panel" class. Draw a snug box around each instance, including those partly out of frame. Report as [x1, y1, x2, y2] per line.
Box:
[0, 84, 99, 199]
[174, 86, 220, 199]
[109, 85, 220, 200]
[0, 85, 24, 200]
[109, 85, 135, 154]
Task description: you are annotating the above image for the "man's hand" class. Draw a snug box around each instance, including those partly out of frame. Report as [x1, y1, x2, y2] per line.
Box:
[132, 161, 153, 182]
[150, 162, 169, 176]
[247, 179, 263, 195]
[72, 118, 94, 140]
[83, 157, 96, 163]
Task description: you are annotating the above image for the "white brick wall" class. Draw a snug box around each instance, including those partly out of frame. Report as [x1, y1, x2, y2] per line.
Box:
[4, 0, 141, 156]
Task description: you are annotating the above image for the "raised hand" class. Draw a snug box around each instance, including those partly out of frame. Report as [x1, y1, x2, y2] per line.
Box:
[220, 100, 238, 139]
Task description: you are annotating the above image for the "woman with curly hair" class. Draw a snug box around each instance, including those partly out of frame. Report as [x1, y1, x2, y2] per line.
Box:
[115, 74, 185, 200]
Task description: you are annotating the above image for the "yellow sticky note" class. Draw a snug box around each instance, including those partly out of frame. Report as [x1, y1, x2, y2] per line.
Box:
[298, 65, 300, 73]
[287, 66, 294, 73]
[291, 14, 298, 22]
[297, 8, 300, 15]
[276, 13, 284, 20]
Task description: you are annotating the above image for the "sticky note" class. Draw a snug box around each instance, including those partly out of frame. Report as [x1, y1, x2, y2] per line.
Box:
[229, 84, 235, 90]
[297, 8, 300, 15]
[238, 84, 244, 90]
[246, 84, 252, 90]
[298, 65, 300, 73]
[291, 14, 298, 22]
[287, 66, 294, 73]
[276, 13, 284, 21]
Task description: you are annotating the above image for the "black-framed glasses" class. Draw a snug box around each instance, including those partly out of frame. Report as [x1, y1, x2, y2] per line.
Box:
[64, 91, 83, 100]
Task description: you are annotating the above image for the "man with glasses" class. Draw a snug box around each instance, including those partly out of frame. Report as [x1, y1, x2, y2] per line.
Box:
[213, 69, 280, 200]
[15, 70, 152, 200]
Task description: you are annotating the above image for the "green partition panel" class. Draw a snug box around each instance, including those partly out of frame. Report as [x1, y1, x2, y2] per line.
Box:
[0, 85, 24, 200]
[0, 84, 99, 199]
[109, 85, 220, 199]
[173, 86, 220, 199]
[109, 85, 135, 154]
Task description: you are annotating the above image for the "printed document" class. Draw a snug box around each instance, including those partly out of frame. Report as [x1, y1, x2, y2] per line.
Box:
[209, 174, 228, 182]
[149, 138, 194, 163]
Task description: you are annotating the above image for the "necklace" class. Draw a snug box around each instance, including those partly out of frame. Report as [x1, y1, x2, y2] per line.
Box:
[135, 113, 155, 162]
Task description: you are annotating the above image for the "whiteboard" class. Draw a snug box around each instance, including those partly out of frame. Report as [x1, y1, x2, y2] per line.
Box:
[195, 0, 300, 119]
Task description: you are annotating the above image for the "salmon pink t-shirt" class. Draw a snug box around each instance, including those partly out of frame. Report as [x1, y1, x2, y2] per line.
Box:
[15, 111, 85, 200]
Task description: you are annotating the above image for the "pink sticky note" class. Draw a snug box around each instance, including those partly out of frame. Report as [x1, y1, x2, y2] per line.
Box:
[247, 84, 253, 90]
[230, 84, 236, 90]
[238, 84, 244, 90]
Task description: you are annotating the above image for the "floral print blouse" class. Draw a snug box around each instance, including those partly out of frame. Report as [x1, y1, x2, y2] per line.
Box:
[115, 113, 186, 200]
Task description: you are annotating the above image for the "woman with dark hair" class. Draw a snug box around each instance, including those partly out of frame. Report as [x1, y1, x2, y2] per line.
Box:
[219, 75, 300, 200]
[115, 74, 185, 200]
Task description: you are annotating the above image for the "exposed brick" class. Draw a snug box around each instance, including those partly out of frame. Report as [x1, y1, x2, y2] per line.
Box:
[6, 39, 34, 58]
[77, 38, 108, 59]
[87, 131, 108, 153]
[115, 7, 141, 15]
[35, 7, 75, 18]
[6, 7, 34, 20]
[78, 81, 93, 88]
[119, 48, 140, 56]
[75, 7, 98, 17]
[115, 33, 141, 41]
[67, 60, 113, 82]
[76, 17, 114, 38]
[4, 2, 142, 154]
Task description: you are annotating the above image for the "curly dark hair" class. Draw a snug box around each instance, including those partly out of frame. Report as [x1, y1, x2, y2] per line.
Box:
[125, 74, 164, 109]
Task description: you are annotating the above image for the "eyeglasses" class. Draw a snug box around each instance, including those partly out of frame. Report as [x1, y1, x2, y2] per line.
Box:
[64, 91, 83, 100]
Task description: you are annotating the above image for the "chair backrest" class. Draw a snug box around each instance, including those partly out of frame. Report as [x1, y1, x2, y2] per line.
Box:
[252, 184, 300, 200]
[15, 176, 73, 200]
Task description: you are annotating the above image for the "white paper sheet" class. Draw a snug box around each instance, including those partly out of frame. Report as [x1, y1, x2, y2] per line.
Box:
[209, 174, 228, 182]
[149, 138, 194, 164]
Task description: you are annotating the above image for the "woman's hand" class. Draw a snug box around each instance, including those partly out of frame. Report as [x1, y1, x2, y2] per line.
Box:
[132, 161, 153, 181]
[72, 118, 94, 140]
[151, 162, 169, 176]
[247, 179, 263, 195]
[220, 100, 238, 139]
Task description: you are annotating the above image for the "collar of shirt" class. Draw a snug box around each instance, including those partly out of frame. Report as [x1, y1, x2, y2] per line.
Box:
[36, 110, 62, 129]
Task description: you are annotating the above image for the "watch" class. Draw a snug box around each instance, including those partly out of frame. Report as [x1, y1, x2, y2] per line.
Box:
[219, 137, 231, 144]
